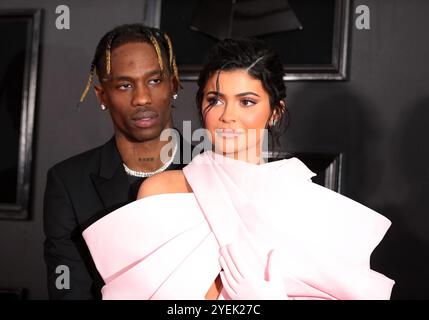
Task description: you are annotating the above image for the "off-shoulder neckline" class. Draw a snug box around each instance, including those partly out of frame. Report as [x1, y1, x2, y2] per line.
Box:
[200, 150, 297, 168]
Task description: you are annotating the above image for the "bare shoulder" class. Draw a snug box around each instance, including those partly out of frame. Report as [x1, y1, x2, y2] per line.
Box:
[137, 170, 192, 200]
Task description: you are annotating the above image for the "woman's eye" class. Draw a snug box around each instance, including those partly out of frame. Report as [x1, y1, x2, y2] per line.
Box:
[207, 97, 223, 107]
[241, 99, 256, 107]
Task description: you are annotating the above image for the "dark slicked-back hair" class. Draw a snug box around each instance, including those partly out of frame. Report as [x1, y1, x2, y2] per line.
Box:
[196, 38, 289, 156]
[79, 23, 179, 104]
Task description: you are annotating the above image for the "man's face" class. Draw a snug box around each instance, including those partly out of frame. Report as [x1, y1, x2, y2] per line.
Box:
[95, 42, 176, 142]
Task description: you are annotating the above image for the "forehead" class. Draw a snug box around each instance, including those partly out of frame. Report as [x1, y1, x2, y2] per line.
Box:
[110, 42, 159, 74]
[205, 69, 266, 95]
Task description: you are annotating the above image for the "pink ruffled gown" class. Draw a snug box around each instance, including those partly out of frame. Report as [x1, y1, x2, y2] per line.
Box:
[82, 151, 395, 300]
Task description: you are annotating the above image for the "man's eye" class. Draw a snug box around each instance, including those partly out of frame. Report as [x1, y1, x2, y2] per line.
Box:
[241, 99, 256, 107]
[149, 78, 162, 85]
[118, 84, 132, 90]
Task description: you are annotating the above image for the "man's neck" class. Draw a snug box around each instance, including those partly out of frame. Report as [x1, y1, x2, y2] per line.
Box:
[115, 131, 175, 173]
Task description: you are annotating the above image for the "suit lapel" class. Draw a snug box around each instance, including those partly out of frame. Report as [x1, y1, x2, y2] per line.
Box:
[90, 131, 195, 213]
[90, 137, 130, 213]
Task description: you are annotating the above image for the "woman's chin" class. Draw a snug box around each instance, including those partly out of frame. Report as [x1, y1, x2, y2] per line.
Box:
[213, 145, 242, 156]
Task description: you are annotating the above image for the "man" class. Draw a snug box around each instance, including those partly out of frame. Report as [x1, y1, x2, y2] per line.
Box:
[43, 24, 189, 299]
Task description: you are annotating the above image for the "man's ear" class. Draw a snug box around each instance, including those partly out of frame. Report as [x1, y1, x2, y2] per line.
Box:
[94, 84, 105, 106]
[170, 74, 179, 97]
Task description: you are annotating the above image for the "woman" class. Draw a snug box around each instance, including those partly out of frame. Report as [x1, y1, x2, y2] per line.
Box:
[82, 38, 395, 300]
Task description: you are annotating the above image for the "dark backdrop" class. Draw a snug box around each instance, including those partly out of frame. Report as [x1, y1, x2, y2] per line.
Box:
[0, 0, 428, 299]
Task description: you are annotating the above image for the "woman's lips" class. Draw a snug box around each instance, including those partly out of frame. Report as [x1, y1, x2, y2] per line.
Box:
[215, 128, 245, 138]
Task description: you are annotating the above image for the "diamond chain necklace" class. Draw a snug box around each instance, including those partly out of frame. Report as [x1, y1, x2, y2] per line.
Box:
[123, 140, 178, 178]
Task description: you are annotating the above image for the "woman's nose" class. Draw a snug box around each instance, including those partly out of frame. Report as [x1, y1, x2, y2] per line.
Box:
[219, 104, 237, 123]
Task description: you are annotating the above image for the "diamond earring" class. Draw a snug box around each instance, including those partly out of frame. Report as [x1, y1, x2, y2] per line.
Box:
[101, 104, 106, 110]
[173, 94, 178, 100]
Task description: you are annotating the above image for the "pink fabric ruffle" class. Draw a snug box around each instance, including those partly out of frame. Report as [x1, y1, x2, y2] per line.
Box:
[82, 151, 394, 299]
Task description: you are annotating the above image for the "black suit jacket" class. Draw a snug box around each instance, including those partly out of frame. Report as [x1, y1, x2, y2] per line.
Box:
[43, 135, 191, 299]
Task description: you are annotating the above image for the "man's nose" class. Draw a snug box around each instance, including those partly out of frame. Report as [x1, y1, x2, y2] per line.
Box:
[131, 84, 152, 107]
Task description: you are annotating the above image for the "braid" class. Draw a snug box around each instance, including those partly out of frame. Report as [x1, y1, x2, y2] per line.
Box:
[105, 32, 116, 77]
[172, 55, 180, 87]
[79, 64, 95, 104]
[148, 33, 164, 73]
[163, 33, 173, 67]
[164, 32, 180, 88]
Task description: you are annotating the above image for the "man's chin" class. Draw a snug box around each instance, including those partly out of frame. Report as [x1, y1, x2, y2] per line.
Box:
[126, 127, 164, 143]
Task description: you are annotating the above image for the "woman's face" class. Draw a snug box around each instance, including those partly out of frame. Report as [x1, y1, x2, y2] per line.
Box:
[202, 69, 275, 163]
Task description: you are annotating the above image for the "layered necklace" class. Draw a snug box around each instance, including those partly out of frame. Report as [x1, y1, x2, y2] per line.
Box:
[123, 140, 178, 178]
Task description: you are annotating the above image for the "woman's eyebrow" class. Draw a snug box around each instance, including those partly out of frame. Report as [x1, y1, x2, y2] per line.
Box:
[206, 91, 260, 97]
[236, 91, 260, 97]
[206, 91, 225, 97]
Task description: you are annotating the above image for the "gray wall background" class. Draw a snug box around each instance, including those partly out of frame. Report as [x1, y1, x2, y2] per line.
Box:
[0, 0, 428, 299]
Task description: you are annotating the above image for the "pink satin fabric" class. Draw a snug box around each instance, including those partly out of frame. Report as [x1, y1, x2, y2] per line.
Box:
[82, 151, 394, 299]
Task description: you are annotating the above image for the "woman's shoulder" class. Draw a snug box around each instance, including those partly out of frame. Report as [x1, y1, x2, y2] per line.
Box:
[137, 169, 192, 199]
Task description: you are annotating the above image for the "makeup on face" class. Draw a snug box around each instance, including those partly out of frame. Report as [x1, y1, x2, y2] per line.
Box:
[202, 69, 272, 157]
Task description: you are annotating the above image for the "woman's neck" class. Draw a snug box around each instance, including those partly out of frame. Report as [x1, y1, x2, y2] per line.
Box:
[214, 146, 267, 165]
